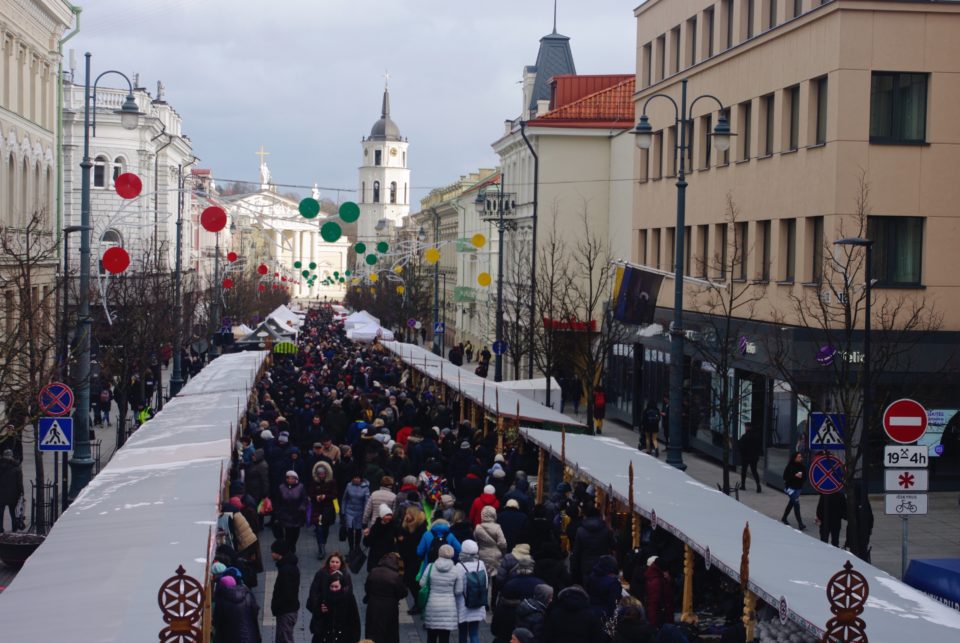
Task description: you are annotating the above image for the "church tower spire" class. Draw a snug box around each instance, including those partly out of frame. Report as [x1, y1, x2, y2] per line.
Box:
[358, 83, 410, 241]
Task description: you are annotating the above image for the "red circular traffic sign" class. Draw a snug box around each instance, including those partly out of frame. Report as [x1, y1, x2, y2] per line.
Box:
[882, 398, 927, 444]
[39, 382, 74, 416]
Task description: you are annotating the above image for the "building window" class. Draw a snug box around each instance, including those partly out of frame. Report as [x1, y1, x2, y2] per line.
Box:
[374, 149, 382, 165]
[402, 151, 406, 166]
[656, 35, 666, 81]
[809, 216, 823, 283]
[389, 181, 397, 204]
[683, 120, 694, 170]
[870, 72, 927, 144]
[718, 108, 730, 165]
[815, 76, 828, 145]
[671, 26, 681, 74]
[705, 8, 715, 57]
[768, 0, 777, 29]
[746, 0, 755, 39]
[717, 223, 729, 278]
[698, 224, 709, 277]
[724, 0, 734, 49]
[684, 226, 692, 275]
[639, 229, 648, 265]
[373, 180, 380, 203]
[788, 85, 800, 151]
[739, 100, 752, 161]
[642, 42, 652, 87]
[652, 228, 662, 269]
[759, 220, 771, 280]
[703, 114, 713, 168]
[112, 157, 125, 183]
[404, 183, 407, 204]
[783, 218, 796, 281]
[361, 181, 365, 203]
[763, 93, 775, 156]
[686, 17, 697, 67]
[868, 216, 923, 286]
[667, 126, 677, 176]
[793, 0, 803, 18]
[734, 222, 748, 280]
[666, 227, 676, 271]
[93, 155, 108, 188]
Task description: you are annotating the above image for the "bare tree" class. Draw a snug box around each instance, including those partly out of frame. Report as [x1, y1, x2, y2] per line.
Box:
[769, 174, 942, 559]
[690, 195, 767, 494]
[561, 207, 628, 432]
[532, 218, 570, 407]
[0, 211, 61, 531]
[503, 231, 532, 380]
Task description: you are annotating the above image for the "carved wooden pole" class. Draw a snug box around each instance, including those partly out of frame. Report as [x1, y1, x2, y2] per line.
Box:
[561, 428, 570, 482]
[458, 373, 464, 423]
[536, 448, 546, 504]
[741, 522, 756, 640]
[681, 544, 698, 624]
[496, 389, 503, 453]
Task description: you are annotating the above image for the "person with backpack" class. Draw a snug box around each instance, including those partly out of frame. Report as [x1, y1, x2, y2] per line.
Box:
[454, 539, 488, 643]
[416, 518, 461, 578]
[641, 402, 661, 456]
[421, 544, 460, 643]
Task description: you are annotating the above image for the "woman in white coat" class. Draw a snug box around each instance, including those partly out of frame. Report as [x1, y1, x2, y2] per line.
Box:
[420, 543, 459, 643]
[454, 540, 487, 643]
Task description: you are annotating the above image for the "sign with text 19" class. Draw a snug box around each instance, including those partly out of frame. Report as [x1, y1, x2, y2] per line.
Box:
[883, 445, 928, 468]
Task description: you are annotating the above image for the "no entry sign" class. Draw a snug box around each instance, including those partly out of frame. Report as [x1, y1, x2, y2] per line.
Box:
[883, 398, 928, 444]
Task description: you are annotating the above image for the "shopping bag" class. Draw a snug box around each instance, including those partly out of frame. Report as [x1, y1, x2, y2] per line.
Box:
[416, 564, 432, 612]
[348, 547, 367, 574]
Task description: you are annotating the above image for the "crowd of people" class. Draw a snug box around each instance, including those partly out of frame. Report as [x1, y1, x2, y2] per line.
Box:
[209, 305, 757, 643]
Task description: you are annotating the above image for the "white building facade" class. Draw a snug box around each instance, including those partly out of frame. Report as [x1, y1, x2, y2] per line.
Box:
[357, 87, 410, 243]
[62, 71, 195, 272]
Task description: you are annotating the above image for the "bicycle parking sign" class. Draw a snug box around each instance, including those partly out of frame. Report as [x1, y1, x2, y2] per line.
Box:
[884, 493, 927, 515]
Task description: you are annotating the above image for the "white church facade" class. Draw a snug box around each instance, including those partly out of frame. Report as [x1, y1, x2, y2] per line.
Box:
[223, 156, 349, 302]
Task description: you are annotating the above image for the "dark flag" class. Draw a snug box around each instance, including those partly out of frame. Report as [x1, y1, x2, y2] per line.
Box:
[612, 264, 664, 324]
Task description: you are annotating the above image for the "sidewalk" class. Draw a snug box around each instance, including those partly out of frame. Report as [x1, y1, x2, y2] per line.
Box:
[595, 417, 960, 578]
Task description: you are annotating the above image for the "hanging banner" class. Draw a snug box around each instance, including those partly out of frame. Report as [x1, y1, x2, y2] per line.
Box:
[612, 264, 664, 325]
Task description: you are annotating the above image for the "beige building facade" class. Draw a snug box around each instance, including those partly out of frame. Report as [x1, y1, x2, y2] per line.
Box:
[628, 0, 960, 485]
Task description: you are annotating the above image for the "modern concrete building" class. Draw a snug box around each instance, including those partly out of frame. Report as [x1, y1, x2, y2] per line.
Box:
[628, 0, 960, 487]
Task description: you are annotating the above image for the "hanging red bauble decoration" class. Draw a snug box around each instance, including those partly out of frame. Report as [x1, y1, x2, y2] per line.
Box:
[281, 276, 287, 282]
[222, 278, 233, 289]
[258, 284, 266, 292]
[227, 251, 238, 262]
[257, 263, 268, 275]
[200, 206, 227, 232]
[102, 246, 130, 274]
[274, 272, 279, 277]
[114, 173, 143, 199]
[272, 283, 278, 289]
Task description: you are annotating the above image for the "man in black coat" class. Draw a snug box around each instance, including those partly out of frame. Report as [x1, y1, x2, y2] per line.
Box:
[0, 449, 23, 532]
[364, 552, 408, 643]
[213, 577, 262, 643]
[738, 422, 763, 492]
[570, 504, 615, 584]
[498, 499, 532, 550]
[270, 540, 300, 643]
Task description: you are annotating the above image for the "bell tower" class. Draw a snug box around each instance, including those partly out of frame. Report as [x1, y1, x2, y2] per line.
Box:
[358, 81, 410, 242]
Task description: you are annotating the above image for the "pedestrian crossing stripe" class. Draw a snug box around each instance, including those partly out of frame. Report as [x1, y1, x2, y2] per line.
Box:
[814, 417, 843, 446]
[38, 417, 73, 451]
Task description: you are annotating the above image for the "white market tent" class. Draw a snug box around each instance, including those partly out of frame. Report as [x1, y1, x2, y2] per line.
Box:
[381, 340, 583, 428]
[347, 323, 396, 343]
[232, 323, 254, 339]
[267, 304, 303, 330]
[0, 351, 267, 642]
[521, 428, 960, 642]
[343, 310, 380, 330]
[498, 376, 562, 410]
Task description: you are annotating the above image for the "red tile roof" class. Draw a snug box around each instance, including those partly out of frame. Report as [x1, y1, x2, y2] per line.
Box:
[531, 76, 636, 129]
[550, 74, 634, 110]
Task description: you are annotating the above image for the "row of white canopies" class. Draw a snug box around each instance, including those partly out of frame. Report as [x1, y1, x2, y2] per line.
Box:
[342, 310, 395, 342]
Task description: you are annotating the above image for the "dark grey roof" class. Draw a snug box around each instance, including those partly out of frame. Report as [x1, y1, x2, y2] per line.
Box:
[369, 88, 401, 141]
[527, 31, 576, 116]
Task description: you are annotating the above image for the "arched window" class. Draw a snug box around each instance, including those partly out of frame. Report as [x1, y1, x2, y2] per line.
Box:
[5, 154, 13, 224]
[361, 181, 365, 204]
[112, 156, 126, 183]
[373, 180, 380, 203]
[33, 161, 41, 222]
[389, 181, 397, 204]
[402, 151, 406, 167]
[374, 149, 382, 166]
[20, 157, 28, 224]
[101, 228, 122, 247]
[93, 155, 108, 188]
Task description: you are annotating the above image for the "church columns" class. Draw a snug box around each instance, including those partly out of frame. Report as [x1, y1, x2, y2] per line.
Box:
[293, 229, 301, 265]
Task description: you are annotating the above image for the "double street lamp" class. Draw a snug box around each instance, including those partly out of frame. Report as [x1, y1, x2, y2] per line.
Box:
[68, 52, 142, 502]
[476, 184, 517, 382]
[633, 78, 732, 471]
[833, 236, 874, 560]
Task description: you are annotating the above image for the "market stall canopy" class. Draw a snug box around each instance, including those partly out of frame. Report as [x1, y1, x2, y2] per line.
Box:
[346, 322, 395, 343]
[0, 351, 267, 642]
[382, 341, 583, 428]
[235, 318, 297, 345]
[344, 310, 380, 330]
[520, 428, 960, 641]
[267, 304, 303, 329]
[232, 323, 254, 339]
[497, 376, 562, 410]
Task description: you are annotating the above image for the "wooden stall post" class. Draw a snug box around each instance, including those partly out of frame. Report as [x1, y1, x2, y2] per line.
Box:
[681, 544, 698, 624]
[458, 373, 464, 423]
[629, 462, 640, 549]
[536, 448, 546, 505]
[741, 522, 756, 640]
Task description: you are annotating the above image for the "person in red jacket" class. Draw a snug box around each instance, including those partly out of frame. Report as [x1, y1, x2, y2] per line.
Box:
[592, 386, 606, 435]
[644, 555, 674, 629]
[468, 484, 500, 526]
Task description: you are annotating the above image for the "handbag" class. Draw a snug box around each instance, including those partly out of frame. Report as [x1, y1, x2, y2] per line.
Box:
[348, 547, 367, 574]
[416, 563, 432, 612]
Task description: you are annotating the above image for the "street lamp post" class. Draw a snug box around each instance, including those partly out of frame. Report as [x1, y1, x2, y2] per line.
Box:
[169, 158, 199, 397]
[209, 231, 222, 360]
[633, 78, 732, 471]
[518, 121, 539, 379]
[431, 209, 441, 355]
[476, 182, 517, 383]
[834, 236, 874, 560]
[69, 52, 142, 502]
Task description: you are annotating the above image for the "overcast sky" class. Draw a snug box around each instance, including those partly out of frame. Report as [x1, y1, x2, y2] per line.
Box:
[71, 0, 637, 205]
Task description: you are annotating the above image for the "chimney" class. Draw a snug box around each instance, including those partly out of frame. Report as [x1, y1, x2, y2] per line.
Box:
[536, 99, 550, 116]
[504, 120, 513, 136]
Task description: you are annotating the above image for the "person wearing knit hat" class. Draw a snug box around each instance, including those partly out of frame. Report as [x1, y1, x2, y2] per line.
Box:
[277, 431, 289, 445]
[275, 468, 307, 554]
[219, 574, 237, 588]
[362, 475, 397, 529]
[438, 543, 455, 559]
[510, 627, 535, 643]
[379, 503, 394, 519]
[469, 483, 500, 526]
[456, 539, 487, 640]
[505, 499, 519, 510]
[363, 500, 400, 573]
[261, 429, 275, 441]
[421, 540, 460, 636]
[494, 453, 506, 464]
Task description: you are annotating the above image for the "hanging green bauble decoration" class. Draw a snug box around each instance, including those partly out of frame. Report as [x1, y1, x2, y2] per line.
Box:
[321, 221, 342, 242]
[299, 198, 320, 219]
[339, 201, 360, 223]
[309, 262, 317, 270]
[301, 270, 310, 278]
[365, 254, 378, 265]
[354, 242, 366, 254]
[294, 261, 302, 269]
[376, 241, 389, 253]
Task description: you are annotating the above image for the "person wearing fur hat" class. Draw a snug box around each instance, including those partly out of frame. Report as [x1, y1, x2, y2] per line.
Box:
[515, 583, 552, 641]
[455, 539, 488, 643]
[275, 471, 308, 553]
[468, 484, 500, 526]
[541, 585, 607, 643]
[492, 545, 545, 642]
[363, 475, 397, 529]
[474, 505, 508, 581]
[421, 544, 460, 641]
[498, 498, 531, 551]
[310, 460, 338, 559]
[584, 554, 622, 619]
[363, 503, 401, 573]
[509, 627, 535, 643]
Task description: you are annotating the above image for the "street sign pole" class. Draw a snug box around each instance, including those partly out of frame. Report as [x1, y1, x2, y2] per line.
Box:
[902, 517, 909, 580]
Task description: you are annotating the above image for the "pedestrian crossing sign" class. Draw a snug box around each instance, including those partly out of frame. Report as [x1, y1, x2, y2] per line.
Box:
[38, 417, 73, 451]
[809, 413, 845, 451]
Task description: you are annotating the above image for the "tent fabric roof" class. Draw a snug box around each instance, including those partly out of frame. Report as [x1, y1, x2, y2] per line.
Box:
[346, 323, 395, 343]
[344, 310, 380, 329]
[521, 428, 960, 640]
[0, 351, 267, 642]
[381, 341, 582, 427]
